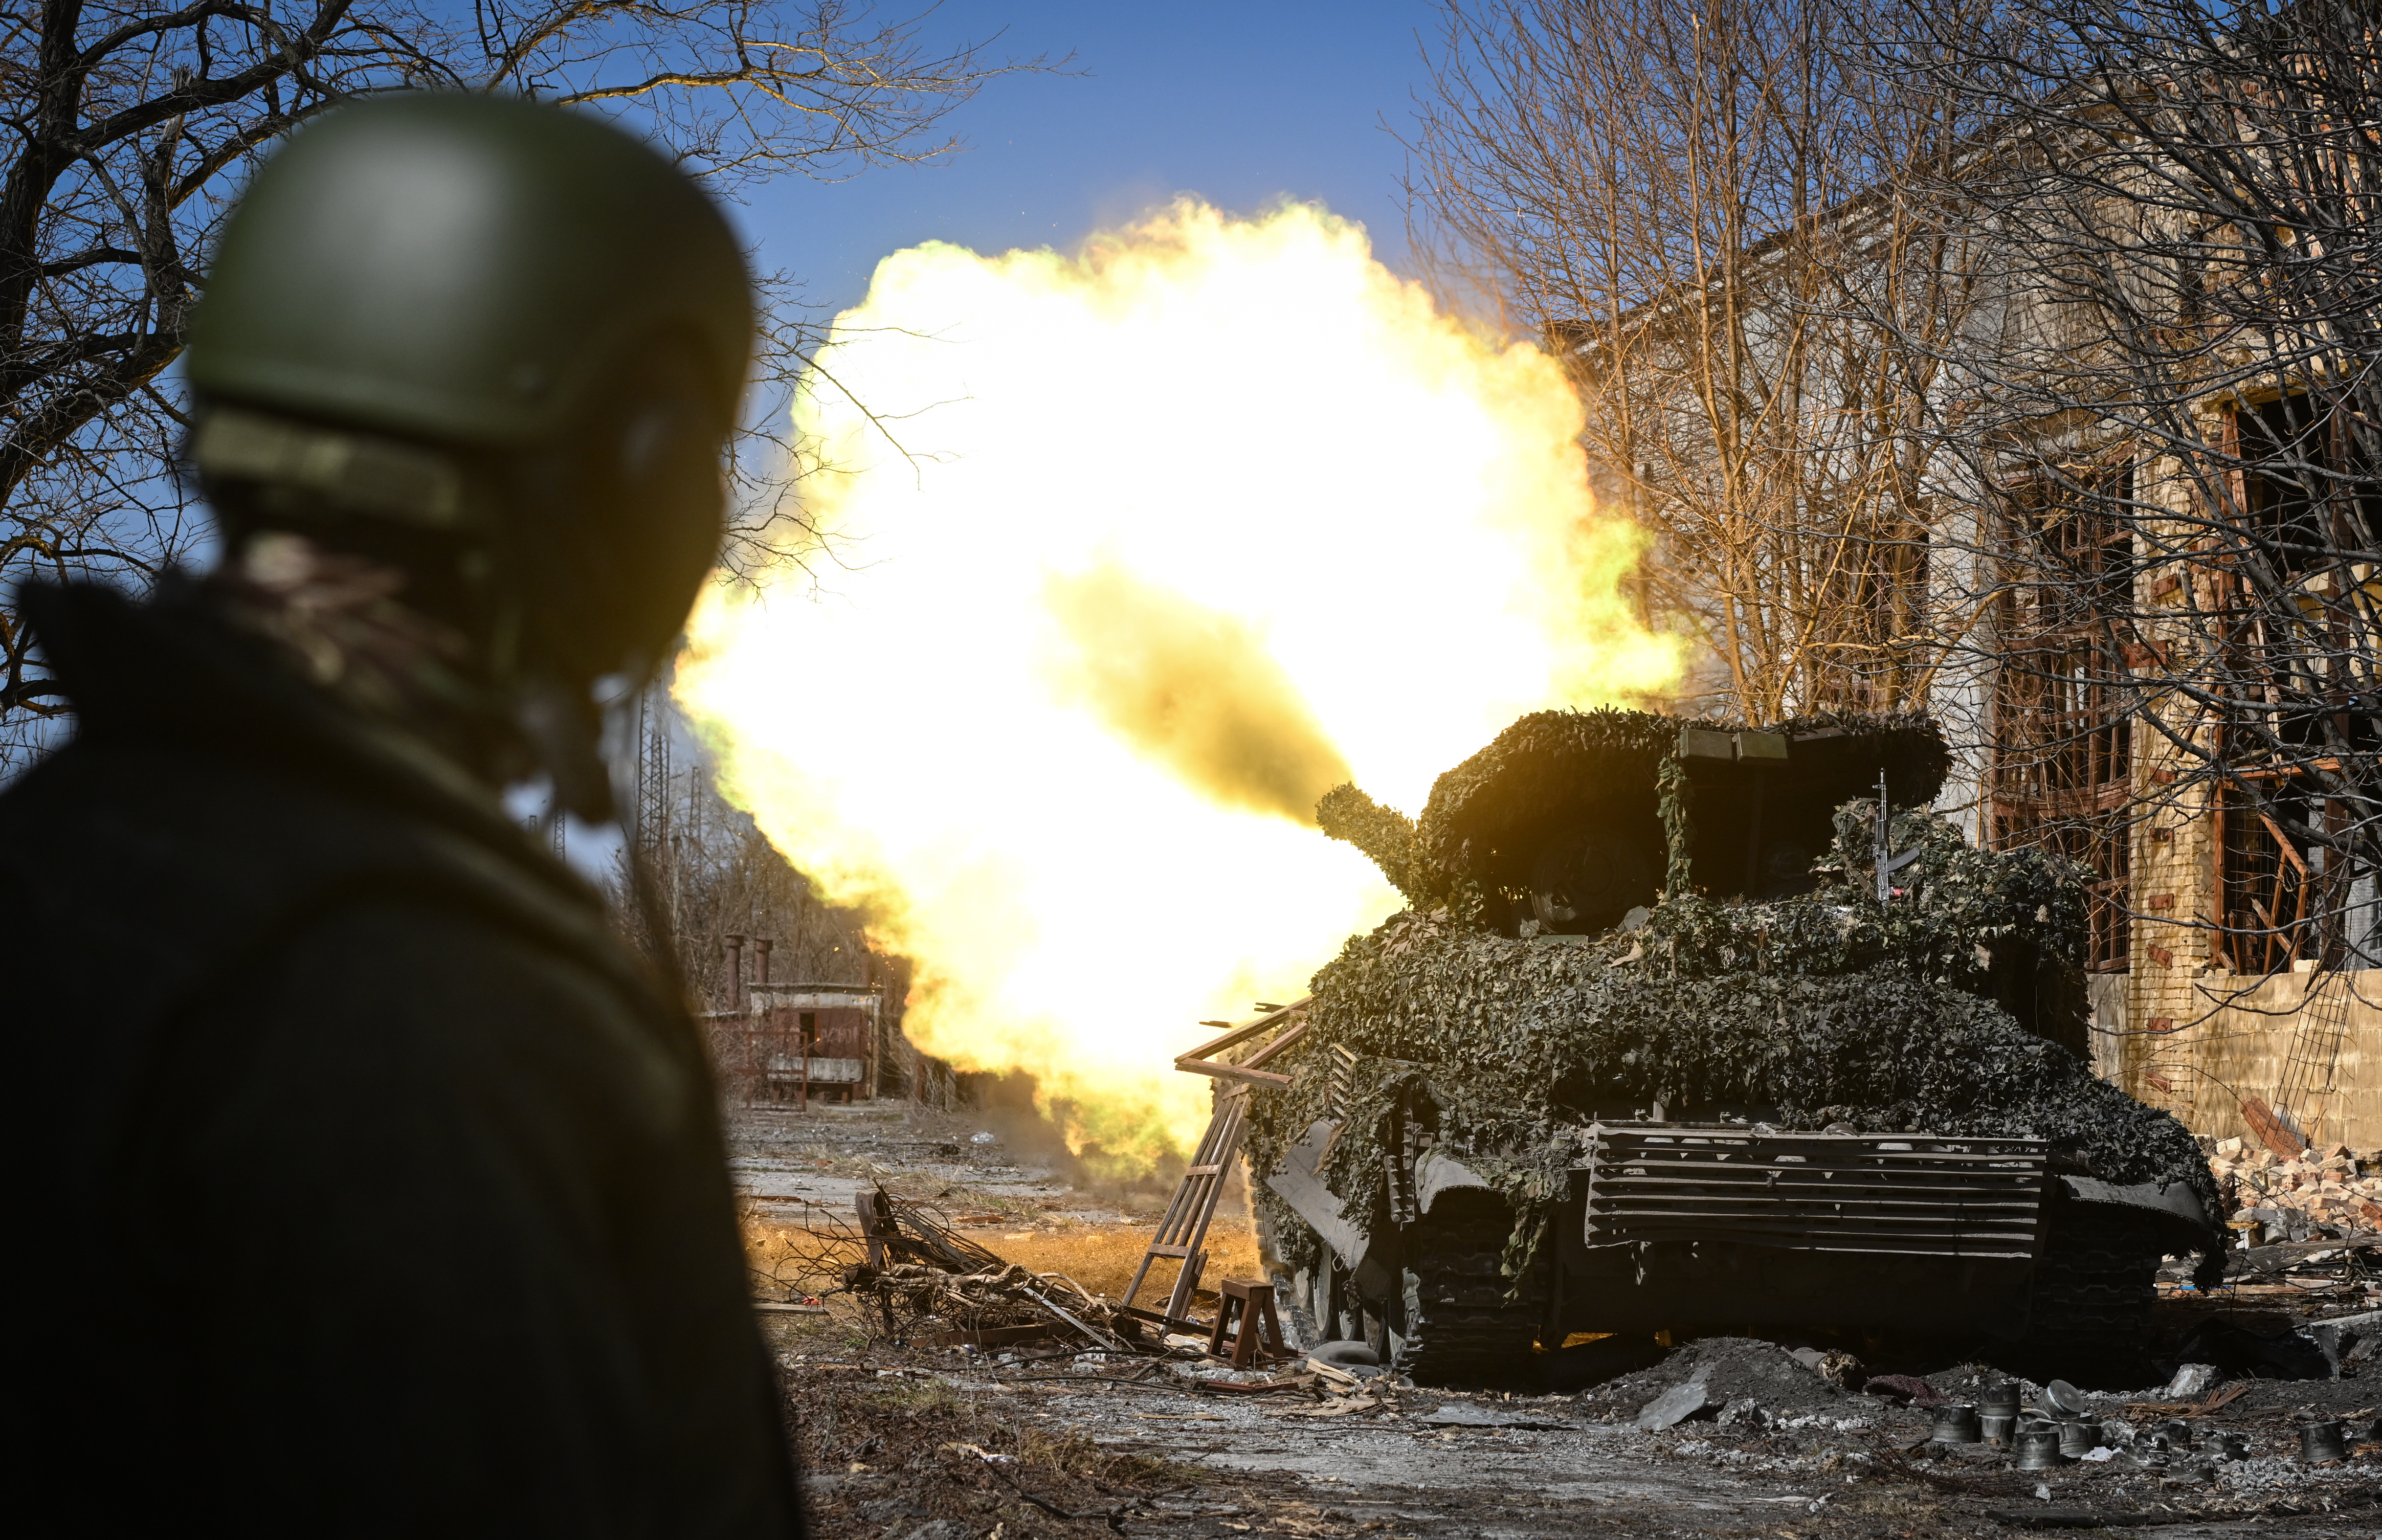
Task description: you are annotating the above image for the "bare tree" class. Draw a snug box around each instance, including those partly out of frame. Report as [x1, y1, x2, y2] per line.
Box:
[1, 0, 1029, 765]
[603, 675, 882, 1003]
[1408, 0, 1997, 723]
[668, 819, 875, 1001]
[1880, 0, 2379, 977]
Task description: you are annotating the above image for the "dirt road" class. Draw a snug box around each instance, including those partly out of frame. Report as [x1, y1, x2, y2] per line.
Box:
[733, 1101, 2381, 1539]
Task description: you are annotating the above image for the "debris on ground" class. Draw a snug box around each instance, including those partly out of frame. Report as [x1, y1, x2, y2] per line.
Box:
[1634, 1380, 1715, 1430]
[1579, 1336, 1859, 1427]
[2212, 1227, 2382, 1310]
[1419, 1402, 1574, 1431]
[749, 1100, 2382, 1539]
[1861, 1373, 1945, 1407]
[842, 1187, 1146, 1354]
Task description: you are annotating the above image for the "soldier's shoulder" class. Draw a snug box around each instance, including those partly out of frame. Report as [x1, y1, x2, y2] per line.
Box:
[3, 730, 634, 1035]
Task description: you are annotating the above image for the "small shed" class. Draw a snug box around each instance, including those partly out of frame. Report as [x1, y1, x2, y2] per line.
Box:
[707, 983, 883, 1107]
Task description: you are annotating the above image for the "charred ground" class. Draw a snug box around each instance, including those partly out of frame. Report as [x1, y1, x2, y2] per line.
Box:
[751, 1100, 2382, 1540]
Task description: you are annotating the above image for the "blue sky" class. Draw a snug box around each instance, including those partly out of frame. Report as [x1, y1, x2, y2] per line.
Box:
[728, 2, 1446, 320]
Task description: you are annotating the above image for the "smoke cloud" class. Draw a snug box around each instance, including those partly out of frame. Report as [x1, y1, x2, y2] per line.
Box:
[1042, 561, 1350, 825]
[675, 198, 1683, 1173]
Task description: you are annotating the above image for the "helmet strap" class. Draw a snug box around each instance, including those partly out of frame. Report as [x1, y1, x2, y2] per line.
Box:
[515, 672, 615, 823]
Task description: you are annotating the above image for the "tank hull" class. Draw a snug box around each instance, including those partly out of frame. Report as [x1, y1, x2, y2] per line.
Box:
[1261, 1117, 2195, 1384]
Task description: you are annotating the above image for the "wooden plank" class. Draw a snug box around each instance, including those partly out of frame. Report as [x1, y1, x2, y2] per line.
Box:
[1175, 1061, 1294, 1088]
[1176, 998, 1310, 1066]
[1241, 1016, 1313, 1069]
[2242, 1096, 2308, 1158]
[1119, 1304, 1209, 1334]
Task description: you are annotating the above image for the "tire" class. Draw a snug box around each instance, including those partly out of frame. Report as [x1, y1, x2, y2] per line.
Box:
[1396, 1189, 1547, 1387]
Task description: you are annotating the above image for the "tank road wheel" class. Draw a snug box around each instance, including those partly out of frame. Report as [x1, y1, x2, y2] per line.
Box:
[1396, 1189, 1547, 1387]
[1254, 1204, 1326, 1351]
[2014, 1210, 2163, 1386]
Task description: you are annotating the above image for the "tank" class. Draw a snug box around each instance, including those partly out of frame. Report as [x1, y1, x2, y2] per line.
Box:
[1228, 708, 2220, 1387]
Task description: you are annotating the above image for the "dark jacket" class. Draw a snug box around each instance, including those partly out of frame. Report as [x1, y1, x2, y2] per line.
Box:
[2, 581, 798, 1536]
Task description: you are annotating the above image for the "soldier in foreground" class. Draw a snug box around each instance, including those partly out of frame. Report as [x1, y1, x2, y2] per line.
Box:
[3, 96, 798, 1534]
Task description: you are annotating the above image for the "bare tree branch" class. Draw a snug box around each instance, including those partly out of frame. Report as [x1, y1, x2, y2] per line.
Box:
[1, 0, 1049, 769]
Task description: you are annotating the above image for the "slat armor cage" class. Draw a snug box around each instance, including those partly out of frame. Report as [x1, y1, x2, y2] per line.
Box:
[1580, 1125, 2051, 1259]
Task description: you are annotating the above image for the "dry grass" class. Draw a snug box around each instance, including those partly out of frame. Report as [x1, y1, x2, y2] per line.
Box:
[953, 1220, 1263, 1303]
[743, 1215, 870, 1300]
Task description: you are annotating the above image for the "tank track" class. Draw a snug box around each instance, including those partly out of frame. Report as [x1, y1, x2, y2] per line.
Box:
[2013, 1209, 2164, 1386]
[1396, 1191, 1547, 1387]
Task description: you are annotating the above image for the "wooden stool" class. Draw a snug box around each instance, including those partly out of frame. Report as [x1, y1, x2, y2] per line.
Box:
[1206, 1278, 1287, 1368]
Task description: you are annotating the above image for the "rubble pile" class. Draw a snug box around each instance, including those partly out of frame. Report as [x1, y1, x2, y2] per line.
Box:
[2214, 1139, 2382, 1244]
[1574, 1336, 1860, 1429]
[1567, 1334, 2382, 1508]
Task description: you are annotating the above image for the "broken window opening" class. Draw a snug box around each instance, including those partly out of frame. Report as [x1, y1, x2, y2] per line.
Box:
[2215, 773, 2372, 974]
[2232, 392, 2378, 581]
[1991, 467, 2136, 972]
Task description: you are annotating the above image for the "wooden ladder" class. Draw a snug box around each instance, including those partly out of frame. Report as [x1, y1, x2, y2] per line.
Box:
[1122, 997, 1312, 1325]
[1122, 1088, 1247, 1324]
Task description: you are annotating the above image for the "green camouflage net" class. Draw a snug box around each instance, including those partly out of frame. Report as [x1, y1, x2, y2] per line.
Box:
[1244, 802, 2219, 1294]
[1314, 784, 1424, 907]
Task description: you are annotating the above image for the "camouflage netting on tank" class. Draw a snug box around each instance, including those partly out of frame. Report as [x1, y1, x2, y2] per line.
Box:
[1318, 707, 1954, 905]
[1315, 784, 1424, 907]
[1411, 706, 1952, 893]
[1244, 803, 2221, 1293]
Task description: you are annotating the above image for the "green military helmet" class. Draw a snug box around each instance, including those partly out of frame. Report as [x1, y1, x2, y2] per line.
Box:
[186, 92, 754, 449]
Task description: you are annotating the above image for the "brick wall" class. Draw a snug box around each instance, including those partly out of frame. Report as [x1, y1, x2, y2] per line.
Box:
[2105, 963, 2382, 1150]
[2091, 449, 2381, 1148]
[2101, 687, 2382, 1151]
